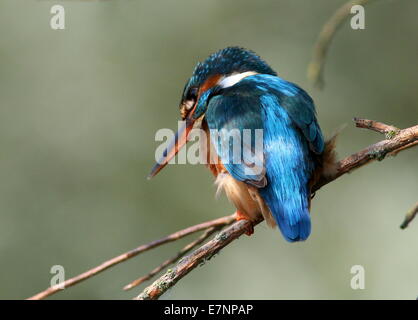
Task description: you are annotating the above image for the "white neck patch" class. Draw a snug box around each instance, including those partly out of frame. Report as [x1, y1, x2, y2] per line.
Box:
[218, 71, 258, 89]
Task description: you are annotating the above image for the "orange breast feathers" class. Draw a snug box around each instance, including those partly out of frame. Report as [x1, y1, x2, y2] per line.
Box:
[200, 120, 227, 177]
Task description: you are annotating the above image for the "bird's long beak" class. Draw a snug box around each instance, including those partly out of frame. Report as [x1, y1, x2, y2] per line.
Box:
[148, 117, 196, 179]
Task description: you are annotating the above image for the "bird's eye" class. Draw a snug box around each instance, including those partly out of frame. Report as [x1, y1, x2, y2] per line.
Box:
[183, 86, 198, 112]
[186, 86, 198, 102]
[180, 86, 198, 119]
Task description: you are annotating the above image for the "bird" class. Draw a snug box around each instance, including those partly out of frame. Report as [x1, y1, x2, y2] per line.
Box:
[148, 46, 336, 242]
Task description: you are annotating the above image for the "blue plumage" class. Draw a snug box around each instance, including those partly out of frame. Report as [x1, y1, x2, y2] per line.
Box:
[186, 47, 277, 93]
[150, 46, 326, 242]
[205, 74, 323, 241]
[259, 93, 314, 241]
[205, 93, 265, 186]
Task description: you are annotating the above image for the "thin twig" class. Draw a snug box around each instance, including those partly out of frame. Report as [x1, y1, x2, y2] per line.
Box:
[389, 140, 418, 157]
[307, 0, 378, 88]
[135, 119, 418, 300]
[27, 214, 235, 300]
[27, 119, 417, 300]
[123, 225, 225, 291]
[400, 202, 418, 229]
[354, 117, 399, 137]
[314, 120, 418, 191]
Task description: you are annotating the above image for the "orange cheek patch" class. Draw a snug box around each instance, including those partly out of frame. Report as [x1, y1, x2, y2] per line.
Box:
[189, 74, 221, 120]
[200, 74, 222, 94]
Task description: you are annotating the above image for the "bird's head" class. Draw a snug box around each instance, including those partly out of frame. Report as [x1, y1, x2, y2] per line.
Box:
[149, 46, 276, 178]
[179, 46, 276, 120]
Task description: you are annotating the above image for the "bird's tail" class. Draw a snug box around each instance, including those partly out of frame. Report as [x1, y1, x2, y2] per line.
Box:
[276, 127, 342, 241]
[260, 185, 312, 242]
[276, 203, 311, 242]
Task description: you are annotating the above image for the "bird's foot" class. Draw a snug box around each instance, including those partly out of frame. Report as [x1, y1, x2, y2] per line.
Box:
[234, 211, 254, 236]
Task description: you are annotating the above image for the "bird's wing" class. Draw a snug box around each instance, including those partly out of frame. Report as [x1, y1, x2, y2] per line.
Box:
[204, 75, 324, 185]
[205, 93, 266, 188]
[253, 74, 324, 154]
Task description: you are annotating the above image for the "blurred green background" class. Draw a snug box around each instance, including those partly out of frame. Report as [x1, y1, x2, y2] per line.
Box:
[0, 0, 417, 300]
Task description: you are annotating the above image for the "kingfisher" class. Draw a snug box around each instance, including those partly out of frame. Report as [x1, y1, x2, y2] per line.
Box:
[149, 47, 336, 242]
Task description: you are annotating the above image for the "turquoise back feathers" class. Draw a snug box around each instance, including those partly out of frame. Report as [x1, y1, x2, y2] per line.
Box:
[205, 74, 324, 241]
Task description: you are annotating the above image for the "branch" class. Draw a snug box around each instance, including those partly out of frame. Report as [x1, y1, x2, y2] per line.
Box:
[313, 120, 418, 191]
[27, 215, 235, 300]
[135, 119, 418, 300]
[27, 119, 417, 300]
[389, 141, 418, 157]
[123, 226, 222, 291]
[400, 202, 418, 229]
[353, 119, 418, 157]
[135, 218, 261, 300]
[307, 0, 378, 88]
[354, 117, 399, 137]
